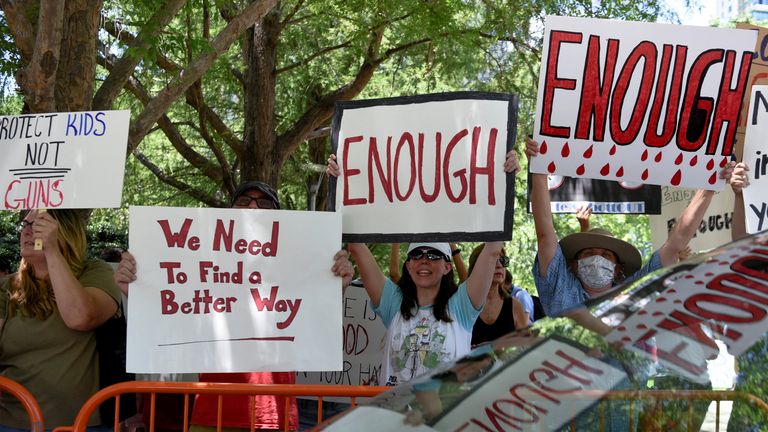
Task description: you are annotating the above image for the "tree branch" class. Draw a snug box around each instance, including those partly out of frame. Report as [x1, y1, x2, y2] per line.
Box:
[277, 27, 384, 161]
[1, 0, 35, 62]
[93, 0, 188, 110]
[133, 150, 225, 207]
[127, 0, 278, 155]
[276, 39, 352, 74]
[280, 0, 306, 28]
[98, 50, 225, 183]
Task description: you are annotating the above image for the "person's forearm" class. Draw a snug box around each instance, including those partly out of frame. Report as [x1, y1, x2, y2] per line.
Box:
[466, 242, 502, 308]
[388, 243, 401, 283]
[348, 243, 387, 305]
[733, 192, 747, 240]
[47, 251, 115, 330]
[661, 189, 714, 265]
[451, 244, 468, 283]
[531, 172, 558, 275]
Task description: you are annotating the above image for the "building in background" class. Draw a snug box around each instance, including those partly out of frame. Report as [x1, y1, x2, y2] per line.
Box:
[717, 0, 768, 21]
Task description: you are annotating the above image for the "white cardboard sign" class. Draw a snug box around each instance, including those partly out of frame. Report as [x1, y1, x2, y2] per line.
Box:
[532, 16, 756, 190]
[126, 206, 343, 373]
[606, 237, 768, 383]
[297, 283, 387, 389]
[650, 186, 735, 253]
[742, 85, 768, 233]
[432, 338, 627, 432]
[331, 92, 517, 242]
[0, 110, 129, 209]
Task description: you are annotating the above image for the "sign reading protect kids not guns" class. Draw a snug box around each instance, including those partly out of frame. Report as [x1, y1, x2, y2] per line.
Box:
[531, 16, 756, 190]
[126, 206, 343, 373]
[605, 233, 768, 384]
[329, 92, 517, 242]
[1, 110, 129, 209]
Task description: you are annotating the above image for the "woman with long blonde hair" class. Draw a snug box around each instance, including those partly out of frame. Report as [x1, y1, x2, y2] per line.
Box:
[0, 209, 120, 429]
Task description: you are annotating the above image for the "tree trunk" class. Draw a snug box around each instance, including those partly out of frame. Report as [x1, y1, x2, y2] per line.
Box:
[55, 0, 102, 111]
[242, 3, 281, 188]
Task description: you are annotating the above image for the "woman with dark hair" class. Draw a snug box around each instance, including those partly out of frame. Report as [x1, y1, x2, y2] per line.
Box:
[0, 209, 120, 429]
[329, 149, 521, 386]
[467, 244, 527, 345]
[348, 241, 503, 386]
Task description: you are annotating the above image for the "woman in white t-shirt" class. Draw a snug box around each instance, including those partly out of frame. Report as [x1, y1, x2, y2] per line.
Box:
[348, 241, 503, 386]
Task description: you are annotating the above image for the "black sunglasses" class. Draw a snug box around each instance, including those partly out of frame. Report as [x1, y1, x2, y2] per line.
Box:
[407, 249, 448, 262]
[233, 195, 277, 209]
[498, 256, 510, 267]
[16, 219, 34, 234]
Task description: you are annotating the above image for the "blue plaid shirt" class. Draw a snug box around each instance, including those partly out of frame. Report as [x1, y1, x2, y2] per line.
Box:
[533, 245, 661, 317]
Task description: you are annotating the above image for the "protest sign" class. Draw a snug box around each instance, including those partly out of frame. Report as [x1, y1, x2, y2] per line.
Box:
[297, 281, 387, 389]
[735, 23, 768, 158]
[742, 85, 768, 233]
[649, 186, 735, 252]
[329, 92, 517, 242]
[322, 406, 437, 432]
[605, 234, 768, 383]
[527, 174, 661, 214]
[1, 110, 129, 209]
[431, 337, 626, 431]
[531, 16, 756, 190]
[126, 206, 343, 373]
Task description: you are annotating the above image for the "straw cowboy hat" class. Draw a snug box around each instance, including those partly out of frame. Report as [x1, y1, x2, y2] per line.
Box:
[559, 228, 642, 276]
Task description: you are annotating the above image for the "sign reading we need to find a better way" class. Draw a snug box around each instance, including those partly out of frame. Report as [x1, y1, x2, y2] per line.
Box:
[126, 206, 343, 373]
[329, 92, 518, 242]
[531, 16, 756, 190]
[0, 110, 130, 209]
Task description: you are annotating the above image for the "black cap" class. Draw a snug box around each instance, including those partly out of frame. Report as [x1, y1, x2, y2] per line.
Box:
[231, 181, 280, 209]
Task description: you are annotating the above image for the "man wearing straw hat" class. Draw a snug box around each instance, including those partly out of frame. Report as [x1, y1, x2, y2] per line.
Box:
[525, 138, 739, 317]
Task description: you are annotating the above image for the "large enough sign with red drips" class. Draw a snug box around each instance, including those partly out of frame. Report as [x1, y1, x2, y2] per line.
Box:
[531, 16, 756, 190]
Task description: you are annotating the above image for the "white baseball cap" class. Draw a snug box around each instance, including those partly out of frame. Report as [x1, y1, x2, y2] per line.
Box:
[406, 243, 452, 260]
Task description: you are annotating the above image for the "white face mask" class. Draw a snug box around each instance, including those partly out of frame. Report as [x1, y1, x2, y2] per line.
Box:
[577, 255, 616, 289]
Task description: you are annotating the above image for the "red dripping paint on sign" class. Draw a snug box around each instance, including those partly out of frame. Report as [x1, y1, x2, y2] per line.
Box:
[670, 169, 682, 186]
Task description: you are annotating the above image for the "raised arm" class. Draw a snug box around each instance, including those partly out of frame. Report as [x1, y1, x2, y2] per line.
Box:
[658, 188, 714, 266]
[576, 205, 592, 232]
[36, 213, 117, 331]
[525, 138, 559, 276]
[449, 243, 468, 283]
[465, 241, 503, 308]
[347, 243, 387, 306]
[511, 296, 529, 328]
[389, 243, 402, 283]
[658, 162, 738, 266]
[730, 162, 750, 241]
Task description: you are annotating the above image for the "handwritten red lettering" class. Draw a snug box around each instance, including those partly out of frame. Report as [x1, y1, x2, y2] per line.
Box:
[250, 286, 301, 329]
[160, 289, 236, 315]
[212, 220, 279, 257]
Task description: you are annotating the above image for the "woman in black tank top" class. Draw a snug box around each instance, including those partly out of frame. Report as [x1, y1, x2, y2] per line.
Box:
[467, 244, 527, 346]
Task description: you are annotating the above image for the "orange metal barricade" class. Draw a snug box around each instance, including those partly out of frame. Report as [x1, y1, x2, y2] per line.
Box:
[52, 381, 388, 432]
[47, 382, 768, 432]
[0, 376, 45, 432]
